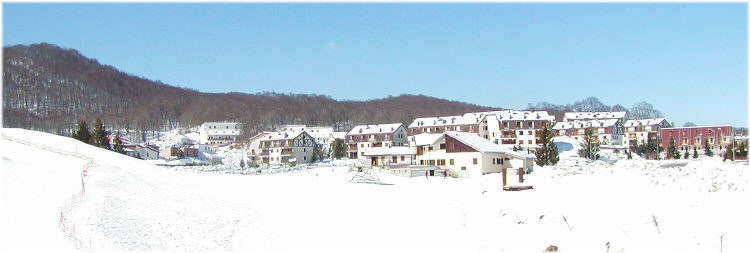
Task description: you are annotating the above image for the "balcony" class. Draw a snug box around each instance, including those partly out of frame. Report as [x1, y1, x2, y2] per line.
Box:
[501, 140, 516, 145]
[281, 148, 293, 155]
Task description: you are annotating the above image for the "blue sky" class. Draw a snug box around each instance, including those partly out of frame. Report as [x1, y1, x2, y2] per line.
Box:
[3, 3, 748, 127]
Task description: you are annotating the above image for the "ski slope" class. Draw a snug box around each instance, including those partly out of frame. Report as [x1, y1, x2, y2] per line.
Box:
[1, 128, 748, 252]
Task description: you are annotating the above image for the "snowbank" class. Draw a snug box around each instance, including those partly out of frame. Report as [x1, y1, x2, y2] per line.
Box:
[2, 128, 748, 252]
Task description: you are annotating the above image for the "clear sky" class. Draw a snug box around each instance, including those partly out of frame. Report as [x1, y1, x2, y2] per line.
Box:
[3, 3, 748, 127]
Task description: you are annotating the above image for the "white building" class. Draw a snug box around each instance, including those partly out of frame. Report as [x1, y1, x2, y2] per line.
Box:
[623, 118, 670, 146]
[345, 123, 408, 159]
[362, 146, 415, 167]
[563, 111, 627, 122]
[553, 119, 625, 146]
[413, 131, 534, 178]
[250, 129, 317, 167]
[199, 122, 242, 146]
[278, 125, 347, 158]
[136, 144, 160, 160]
[408, 110, 556, 150]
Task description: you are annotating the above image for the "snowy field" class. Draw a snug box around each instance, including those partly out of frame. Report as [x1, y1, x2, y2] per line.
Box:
[1, 128, 748, 252]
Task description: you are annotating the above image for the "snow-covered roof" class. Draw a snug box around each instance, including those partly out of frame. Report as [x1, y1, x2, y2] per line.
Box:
[410, 133, 443, 146]
[661, 125, 732, 130]
[624, 118, 666, 128]
[564, 112, 626, 121]
[363, 146, 414, 156]
[489, 110, 556, 121]
[262, 130, 310, 141]
[553, 119, 620, 130]
[408, 114, 483, 128]
[444, 131, 534, 159]
[329, 132, 346, 139]
[408, 110, 554, 128]
[347, 123, 404, 135]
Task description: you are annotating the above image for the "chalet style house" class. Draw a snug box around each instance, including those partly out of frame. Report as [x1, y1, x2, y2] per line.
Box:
[554, 112, 626, 146]
[345, 123, 408, 159]
[411, 131, 534, 178]
[248, 129, 317, 167]
[623, 118, 670, 146]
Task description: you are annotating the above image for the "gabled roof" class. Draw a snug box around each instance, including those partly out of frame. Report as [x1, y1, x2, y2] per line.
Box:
[624, 118, 666, 128]
[346, 123, 404, 135]
[408, 114, 484, 128]
[363, 146, 414, 156]
[553, 119, 620, 130]
[564, 112, 626, 121]
[410, 133, 443, 146]
[262, 129, 312, 141]
[408, 110, 555, 128]
[488, 110, 556, 121]
[443, 131, 533, 159]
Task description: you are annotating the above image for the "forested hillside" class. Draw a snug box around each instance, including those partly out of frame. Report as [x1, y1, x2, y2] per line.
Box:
[3, 43, 498, 138]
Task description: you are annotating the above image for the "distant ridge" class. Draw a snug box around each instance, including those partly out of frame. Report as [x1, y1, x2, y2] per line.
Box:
[2, 43, 499, 137]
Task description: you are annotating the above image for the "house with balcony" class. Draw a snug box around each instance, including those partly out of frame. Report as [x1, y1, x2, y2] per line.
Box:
[249, 129, 317, 167]
[408, 110, 555, 150]
[412, 131, 534, 178]
[553, 119, 625, 146]
[345, 123, 408, 159]
[659, 125, 734, 153]
[623, 118, 671, 146]
[199, 122, 242, 146]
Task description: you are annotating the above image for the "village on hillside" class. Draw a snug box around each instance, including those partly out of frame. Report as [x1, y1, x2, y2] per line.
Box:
[87, 109, 747, 185]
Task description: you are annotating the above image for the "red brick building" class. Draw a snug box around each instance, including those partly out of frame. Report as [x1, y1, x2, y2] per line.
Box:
[659, 125, 733, 152]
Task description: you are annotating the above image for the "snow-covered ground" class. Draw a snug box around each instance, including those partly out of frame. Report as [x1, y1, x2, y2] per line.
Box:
[2, 128, 748, 252]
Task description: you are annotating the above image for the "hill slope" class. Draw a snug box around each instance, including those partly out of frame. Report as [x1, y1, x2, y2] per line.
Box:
[3, 43, 498, 136]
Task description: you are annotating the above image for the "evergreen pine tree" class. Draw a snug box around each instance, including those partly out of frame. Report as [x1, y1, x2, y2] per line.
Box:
[332, 139, 346, 159]
[72, 119, 92, 144]
[535, 126, 559, 166]
[667, 137, 679, 159]
[693, 146, 699, 159]
[627, 150, 632, 159]
[113, 133, 125, 154]
[683, 148, 689, 159]
[577, 129, 599, 161]
[239, 159, 245, 168]
[93, 117, 110, 150]
[704, 139, 714, 157]
[311, 145, 322, 163]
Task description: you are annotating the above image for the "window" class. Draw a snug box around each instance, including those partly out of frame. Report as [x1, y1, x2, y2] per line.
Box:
[439, 143, 446, 149]
[304, 156, 307, 161]
[401, 156, 405, 161]
[473, 158, 478, 164]
[429, 146, 433, 151]
[492, 159, 496, 165]
[461, 166, 466, 171]
[520, 140, 524, 144]
[516, 122, 521, 128]
[500, 158, 504, 164]
[519, 131, 524, 135]
[450, 159, 454, 165]
[392, 156, 397, 163]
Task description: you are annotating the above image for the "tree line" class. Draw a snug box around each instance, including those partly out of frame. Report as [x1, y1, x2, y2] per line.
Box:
[3, 43, 497, 142]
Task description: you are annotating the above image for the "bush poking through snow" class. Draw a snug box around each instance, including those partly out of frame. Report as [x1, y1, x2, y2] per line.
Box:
[544, 245, 559, 252]
[652, 214, 660, 234]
